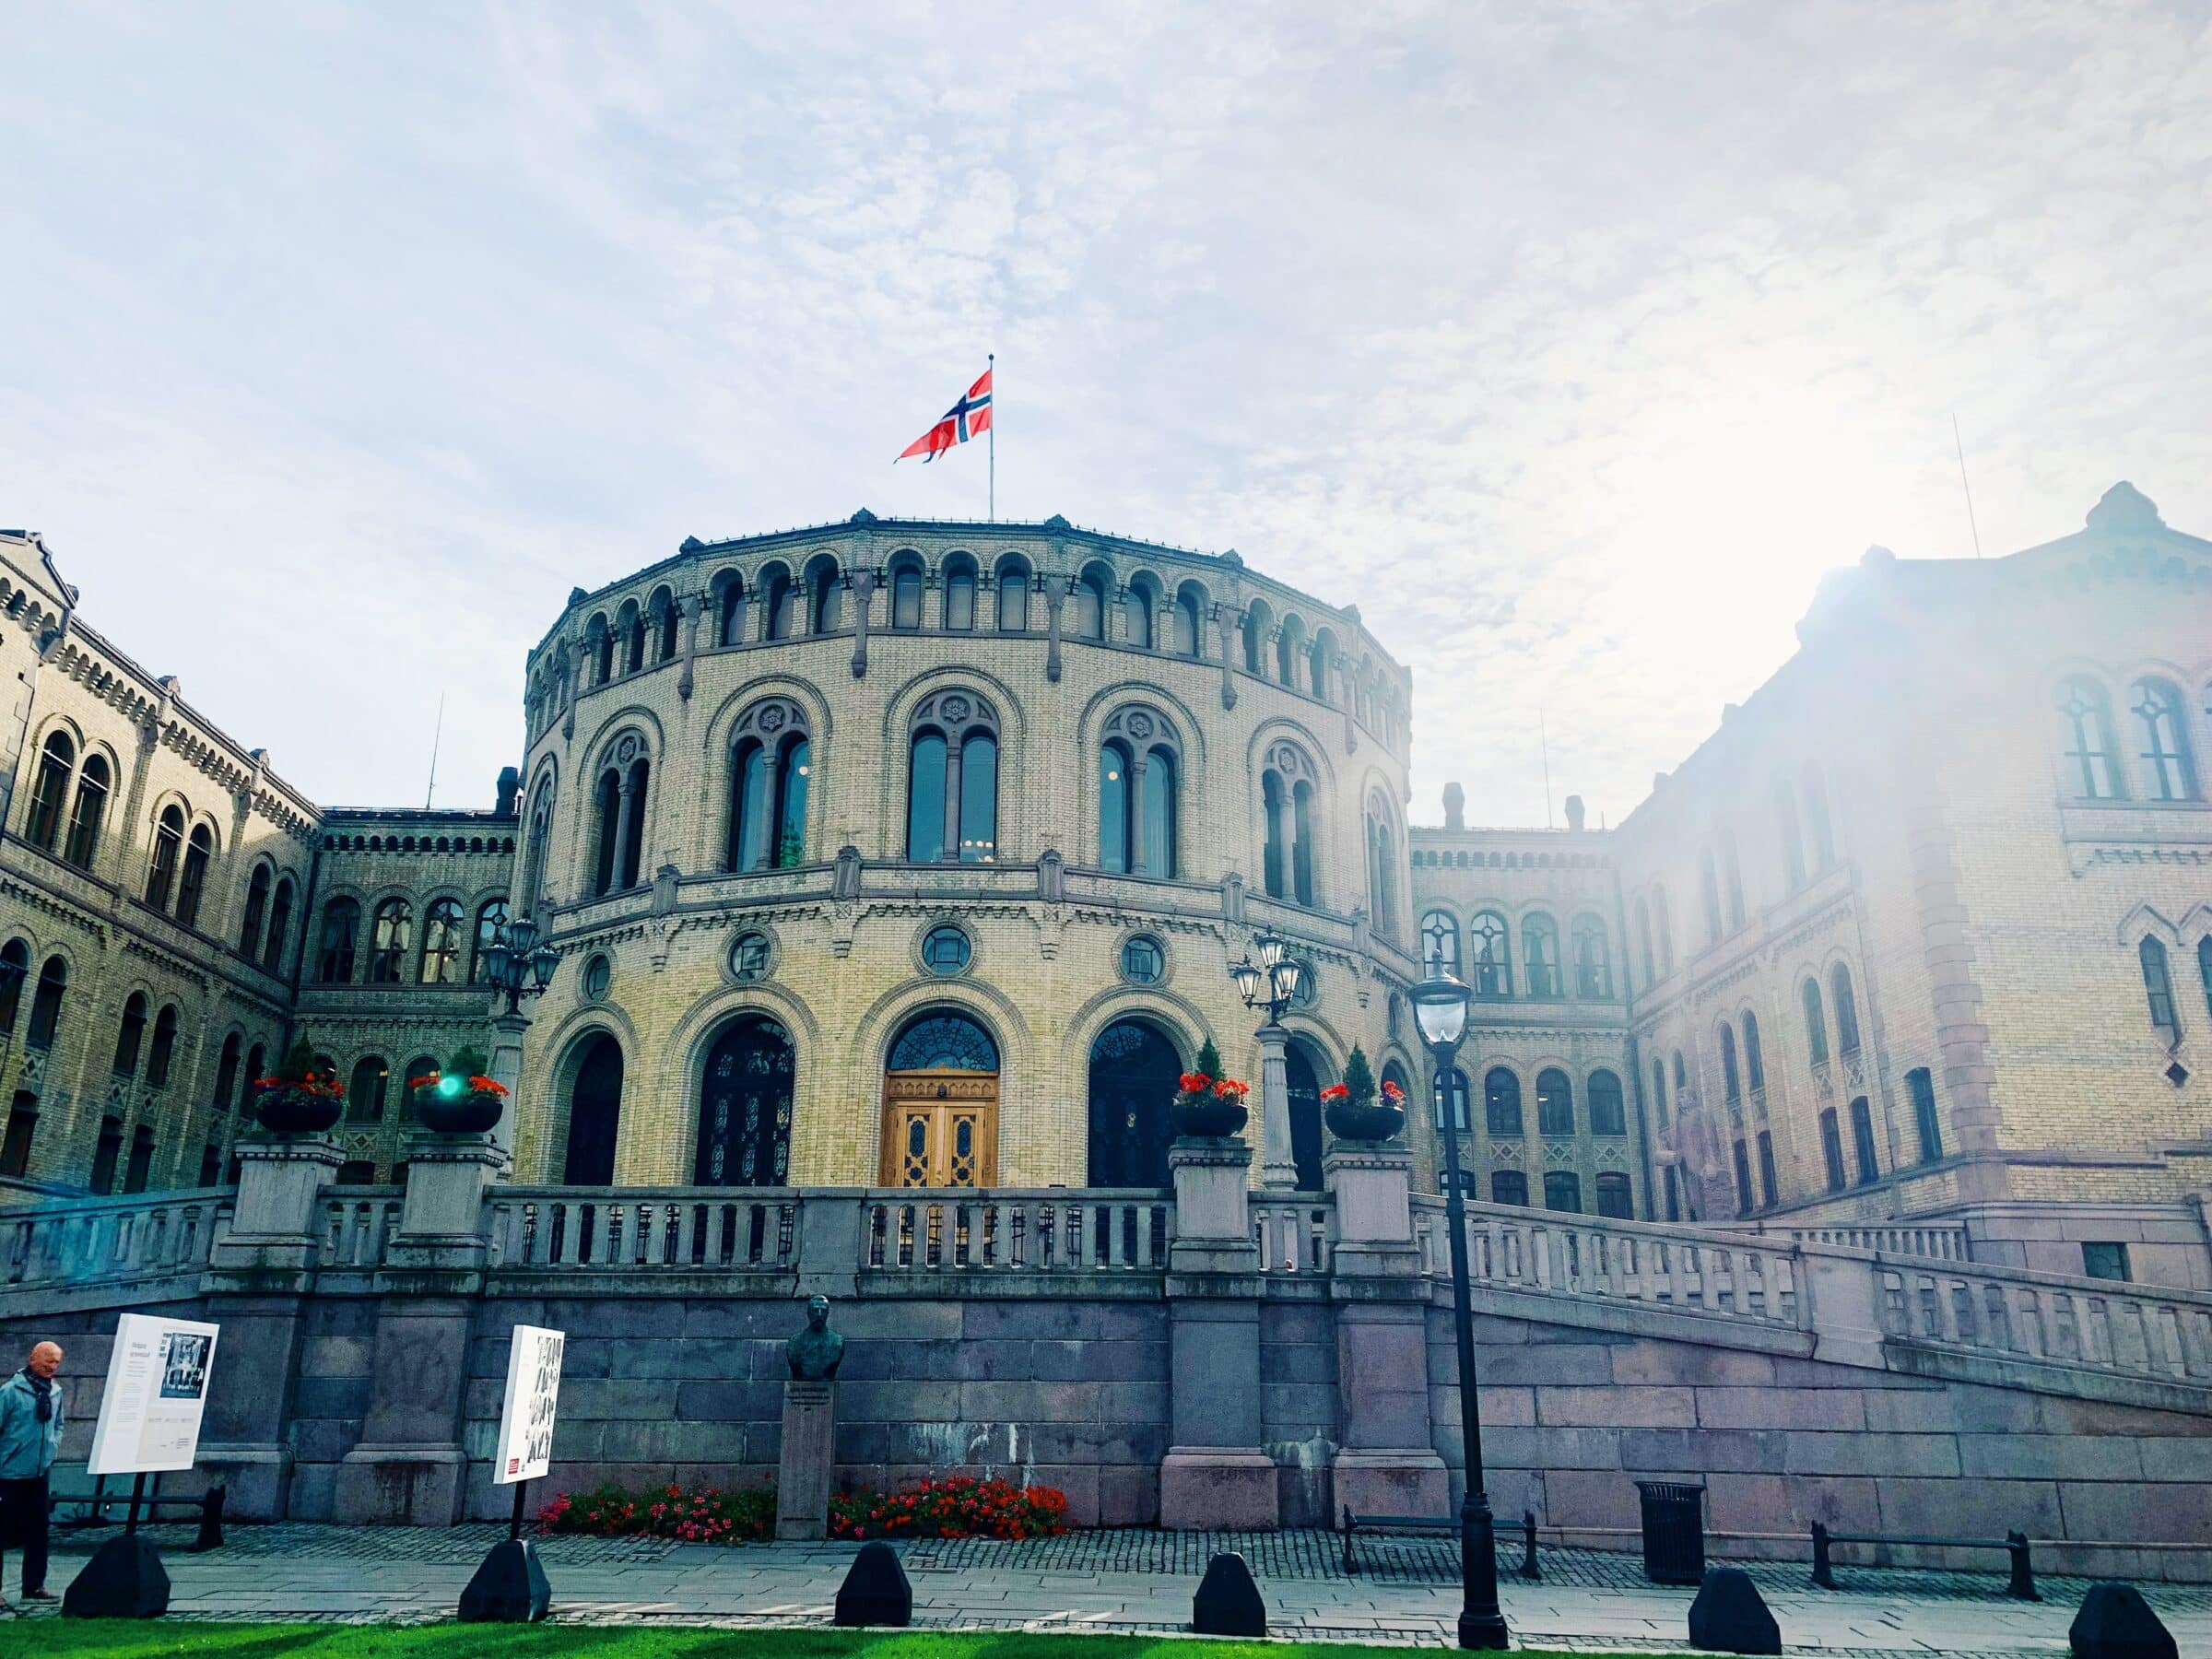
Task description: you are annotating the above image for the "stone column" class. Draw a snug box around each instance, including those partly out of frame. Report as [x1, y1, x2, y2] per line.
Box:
[1257, 1021, 1297, 1190]
[1043, 572, 1067, 682]
[1337, 653, 1358, 753]
[487, 1009, 530, 1164]
[1324, 1143, 1449, 1519]
[201, 1132, 344, 1518]
[942, 738, 964, 864]
[561, 636, 583, 740]
[676, 593, 703, 700]
[1216, 609, 1241, 710]
[1127, 752, 1150, 877]
[333, 1131, 500, 1527]
[849, 570, 877, 678]
[1162, 1139, 1277, 1529]
[610, 771, 639, 888]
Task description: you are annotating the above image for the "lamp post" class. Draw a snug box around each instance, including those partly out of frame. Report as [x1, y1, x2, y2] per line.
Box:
[482, 912, 562, 1157]
[1411, 962, 1509, 1651]
[1230, 930, 1307, 1190]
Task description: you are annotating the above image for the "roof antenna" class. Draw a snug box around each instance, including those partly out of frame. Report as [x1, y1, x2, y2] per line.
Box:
[424, 692, 445, 810]
[1539, 708, 1555, 830]
[1952, 414, 1984, 559]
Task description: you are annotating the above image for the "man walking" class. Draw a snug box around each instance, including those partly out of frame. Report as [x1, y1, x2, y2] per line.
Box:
[0, 1340, 65, 1608]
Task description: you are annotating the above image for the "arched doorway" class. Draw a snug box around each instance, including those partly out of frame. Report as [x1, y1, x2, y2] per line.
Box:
[562, 1034, 623, 1184]
[696, 1015, 795, 1185]
[879, 1011, 999, 1187]
[1087, 1018, 1180, 1188]
[1284, 1039, 1324, 1192]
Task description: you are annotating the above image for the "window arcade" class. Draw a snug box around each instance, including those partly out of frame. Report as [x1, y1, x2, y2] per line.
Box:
[906, 691, 999, 864]
[728, 700, 813, 872]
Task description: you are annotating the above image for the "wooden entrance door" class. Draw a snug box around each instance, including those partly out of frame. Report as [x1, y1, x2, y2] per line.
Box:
[879, 1070, 999, 1187]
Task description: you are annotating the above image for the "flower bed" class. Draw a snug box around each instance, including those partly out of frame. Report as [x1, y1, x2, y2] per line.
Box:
[539, 1481, 776, 1544]
[538, 1475, 1069, 1546]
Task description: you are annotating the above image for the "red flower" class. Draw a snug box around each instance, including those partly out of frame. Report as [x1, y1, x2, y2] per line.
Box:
[1320, 1083, 1350, 1101]
[1381, 1079, 1406, 1102]
[1178, 1073, 1213, 1094]
[1213, 1078, 1250, 1100]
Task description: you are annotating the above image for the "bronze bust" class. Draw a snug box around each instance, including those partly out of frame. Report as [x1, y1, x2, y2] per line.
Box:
[785, 1292, 844, 1381]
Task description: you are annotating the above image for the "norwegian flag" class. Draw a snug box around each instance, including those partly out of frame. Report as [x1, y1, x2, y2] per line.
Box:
[898, 366, 993, 463]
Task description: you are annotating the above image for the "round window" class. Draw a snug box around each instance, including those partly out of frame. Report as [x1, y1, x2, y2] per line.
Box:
[1120, 934, 1165, 984]
[922, 924, 972, 975]
[582, 953, 612, 1001]
[1289, 959, 1319, 1007]
[730, 932, 772, 982]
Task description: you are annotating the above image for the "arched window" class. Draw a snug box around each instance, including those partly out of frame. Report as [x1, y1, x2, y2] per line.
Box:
[1830, 964, 1862, 1055]
[1804, 766, 1836, 868]
[1285, 1041, 1325, 1191]
[697, 1016, 795, 1185]
[2141, 935, 2181, 1046]
[995, 559, 1030, 632]
[1653, 884, 1674, 971]
[1588, 1069, 1626, 1135]
[889, 1011, 1000, 1072]
[113, 992, 148, 1077]
[1634, 898, 1654, 988]
[147, 805, 185, 909]
[727, 700, 814, 872]
[27, 956, 66, 1050]
[1722, 832, 1745, 929]
[1535, 1067, 1574, 1135]
[1276, 618, 1304, 686]
[563, 1035, 624, 1184]
[1700, 849, 1723, 944]
[621, 602, 646, 675]
[316, 898, 360, 983]
[1802, 976, 1830, 1065]
[1819, 1108, 1846, 1192]
[2131, 678, 2197, 801]
[1732, 1139, 1754, 1214]
[806, 557, 843, 634]
[1259, 743, 1316, 904]
[1849, 1095, 1878, 1182]
[123, 1124, 156, 1194]
[1543, 1171, 1582, 1213]
[0, 939, 26, 1039]
[347, 1056, 389, 1123]
[470, 899, 509, 982]
[1419, 911, 1460, 977]
[419, 898, 465, 983]
[65, 753, 109, 869]
[1073, 565, 1109, 641]
[368, 899, 414, 983]
[1671, 1049, 1688, 1095]
[714, 573, 747, 646]
[654, 594, 678, 662]
[1742, 1012, 1765, 1092]
[943, 557, 978, 630]
[1719, 1023, 1742, 1107]
[1173, 583, 1205, 657]
[591, 736, 652, 894]
[1290, 780, 1315, 905]
[1775, 780, 1806, 891]
[1311, 630, 1335, 703]
[2057, 677, 2122, 799]
[906, 692, 998, 863]
[262, 877, 295, 975]
[1594, 1172, 1633, 1218]
[1757, 1131, 1778, 1207]
[1100, 742, 1131, 874]
[89, 1113, 124, 1194]
[213, 1034, 241, 1111]
[25, 730, 73, 851]
[762, 565, 797, 640]
[1470, 911, 1511, 997]
[590, 618, 613, 684]
[1434, 1065, 1470, 1133]
[1906, 1067, 1942, 1163]
[399, 1055, 438, 1121]
[1491, 1170, 1529, 1206]
[174, 825, 214, 927]
[147, 1004, 180, 1088]
[1099, 708, 1178, 877]
[1522, 912, 1560, 998]
[1650, 1055, 1668, 1130]
[1, 1093, 36, 1180]
[240, 865, 271, 957]
[2201, 935, 2212, 1022]
[1241, 602, 1269, 675]
[1483, 1067, 1523, 1136]
[1088, 1018, 1181, 1187]
[1364, 793, 1398, 937]
[889, 559, 924, 630]
[1571, 915, 1610, 998]
[1124, 579, 1157, 649]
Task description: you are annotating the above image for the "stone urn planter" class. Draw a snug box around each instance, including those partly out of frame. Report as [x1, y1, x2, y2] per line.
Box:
[407, 1052, 509, 1135]
[253, 1087, 344, 1135]
[1322, 1048, 1405, 1144]
[1169, 1041, 1251, 1140]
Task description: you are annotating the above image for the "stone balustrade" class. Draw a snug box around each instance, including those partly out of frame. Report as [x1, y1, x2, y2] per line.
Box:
[1251, 1192, 1334, 1274]
[318, 1187, 402, 1269]
[1876, 1253, 2212, 1386]
[863, 1188, 1170, 1274]
[486, 1187, 798, 1272]
[1, 1185, 231, 1296]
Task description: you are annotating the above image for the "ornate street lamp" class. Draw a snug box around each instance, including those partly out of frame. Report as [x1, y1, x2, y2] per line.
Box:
[1230, 930, 1307, 1189]
[1412, 960, 1510, 1651]
[483, 912, 562, 1018]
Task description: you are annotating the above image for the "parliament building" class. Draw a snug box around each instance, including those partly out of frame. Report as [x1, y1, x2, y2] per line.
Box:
[2, 483, 2207, 1287]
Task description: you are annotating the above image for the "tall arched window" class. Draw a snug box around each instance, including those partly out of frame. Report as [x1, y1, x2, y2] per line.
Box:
[590, 618, 613, 685]
[240, 866, 271, 957]
[2057, 676, 2122, 799]
[1830, 963, 1862, 1055]
[262, 877, 295, 975]
[994, 559, 1030, 632]
[714, 573, 747, 645]
[147, 1004, 180, 1088]
[470, 898, 509, 982]
[1276, 617, 1304, 686]
[1124, 579, 1157, 649]
[1571, 915, 1610, 998]
[123, 1124, 155, 1194]
[1241, 601, 1270, 675]
[621, 601, 646, 674]
[1906, 1066, 1942, 1163]
[1804, 766, 1836, 869]
[1722, 832, 1745, 929]
[1653, 884, 1674, 971]
[1742, 1011, 1765, 1093]
[1419, 911, 1460, 977]
[654, 593, 678, 661]
[1634, 898, 1654, 987]
[2141, 935, 2181, 1047]
[1100, 742, 1131, 874]
[1849, 1095, 1878, 1183]
[1073, 565, 1109, 641]
[1802, 976, 1830, 1065]
[906, 692, 999, 864]
[1310, 629, 1335, 702]
[591, 735, 652, 894]
[27, 956, 66, 1050]
[368, 899, 414, 983]
[1173, 583, 1205, 657]
[1535, 1067, 1574, 1135]
[565, 1035, 624, 1184]
[213, 1034, 241, 1111]
[727, 700, 813, 871]
[175, 825, 214, 927]
[316, 898, 359, 983]
[347, 1055, 389, 1123]
[1483, 1067, 1522, 1136]
[113, 992, 148, 1077]
[0, 939, 26, 1039]
[943, 557, 978, 630]
[1259, 743, 1316, 904]
[64, 753, 109, 869]
[89, 1114, 123, 1194]
[1700, 850, 1723, 944]
[25, 731, 73, 851]
[1589, 1069, 1626, 1135]
[419, 898, 465, 983]
[1819, 1109, 1846, 1192]
[697, 1016, 795, 1185]
[1774, 779, 1806, 891]
[1088, 1018, 1181, 1187]
[889, 559, 924, 630]
[806, 556, 843, 633]
[147, 806, 185, 909]
[2131, 678, 2197, 801]
[1470, 911, 1511, 997]
[1365, 792, 1398, 937]
[762, 565, 797, 640]
[1719, 1023, 1742, 1107]
[1098, 708, 1178, 877]
[1522, 912, 1560, 998]
[1650, 1055, 1668, 1130]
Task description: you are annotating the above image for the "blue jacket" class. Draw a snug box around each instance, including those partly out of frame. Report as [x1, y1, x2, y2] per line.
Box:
[0, 1369, 64, 1479]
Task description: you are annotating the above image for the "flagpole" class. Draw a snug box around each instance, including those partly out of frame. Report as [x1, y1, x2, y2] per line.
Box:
[987, 352, 995, 523]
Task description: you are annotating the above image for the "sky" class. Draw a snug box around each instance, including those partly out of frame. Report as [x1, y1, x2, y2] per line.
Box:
[4, 1, 2208, 827]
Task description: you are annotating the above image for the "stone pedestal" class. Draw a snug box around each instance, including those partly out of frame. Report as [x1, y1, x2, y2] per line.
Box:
[1256, 1022, 1297, 1189]
[775, 1378, 836, 1540]
[1324, 1145, 1421, 1280]
[215, 1134, 344, 1272]
[487, 1011, 531, 1163]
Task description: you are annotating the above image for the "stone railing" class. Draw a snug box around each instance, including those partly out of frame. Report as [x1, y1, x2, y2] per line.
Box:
[0, 1186, 232, 1293]
[1877, 1254, 2212, 1386]
[1252, 1192, 1334, 1274]
[487, 1187, 799, 1272]
[864, 1188, 1171, 1274]
[319, 1187, 403, 1268]
[1764, 1221, 1972, 1261]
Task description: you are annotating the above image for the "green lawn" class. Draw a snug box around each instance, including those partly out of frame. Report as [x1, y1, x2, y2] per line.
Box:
[4, 1625, 1642, 1659]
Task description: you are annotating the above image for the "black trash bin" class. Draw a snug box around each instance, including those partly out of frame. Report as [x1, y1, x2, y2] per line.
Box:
[1635, 1479, 1706, 1584]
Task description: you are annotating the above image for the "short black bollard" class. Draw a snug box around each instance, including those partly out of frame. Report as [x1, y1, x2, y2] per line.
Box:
[459, 1539, 552, 1622]
[2069, 1583, 2177, 1659]
[1193, 1551, 1267, 1639]
[189, 1484, 228, 1553]
[1810, 1521, 1835, 1590]
[62, 1535, 171, 1619]
[1688, 1567, 1782, 1656]
[1520, 1512, 1542, 1582]
[2006, 1530, 2041, 1602]
[834, 1540, 912, 1628]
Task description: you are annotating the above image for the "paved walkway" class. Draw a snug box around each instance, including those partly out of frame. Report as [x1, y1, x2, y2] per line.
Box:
[9, 1523, 2209, 1655]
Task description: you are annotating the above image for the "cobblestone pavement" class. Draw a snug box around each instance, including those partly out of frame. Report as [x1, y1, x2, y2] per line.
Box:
[6, 1523, 2207, 1656]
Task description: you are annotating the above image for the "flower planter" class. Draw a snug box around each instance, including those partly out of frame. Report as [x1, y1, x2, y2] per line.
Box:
[1324, 1100, 1405, 1143]
[1170, 1096, 1250, 1139]
[253, 1089, 343, 1135]
[412, 1090, 504, 1135]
